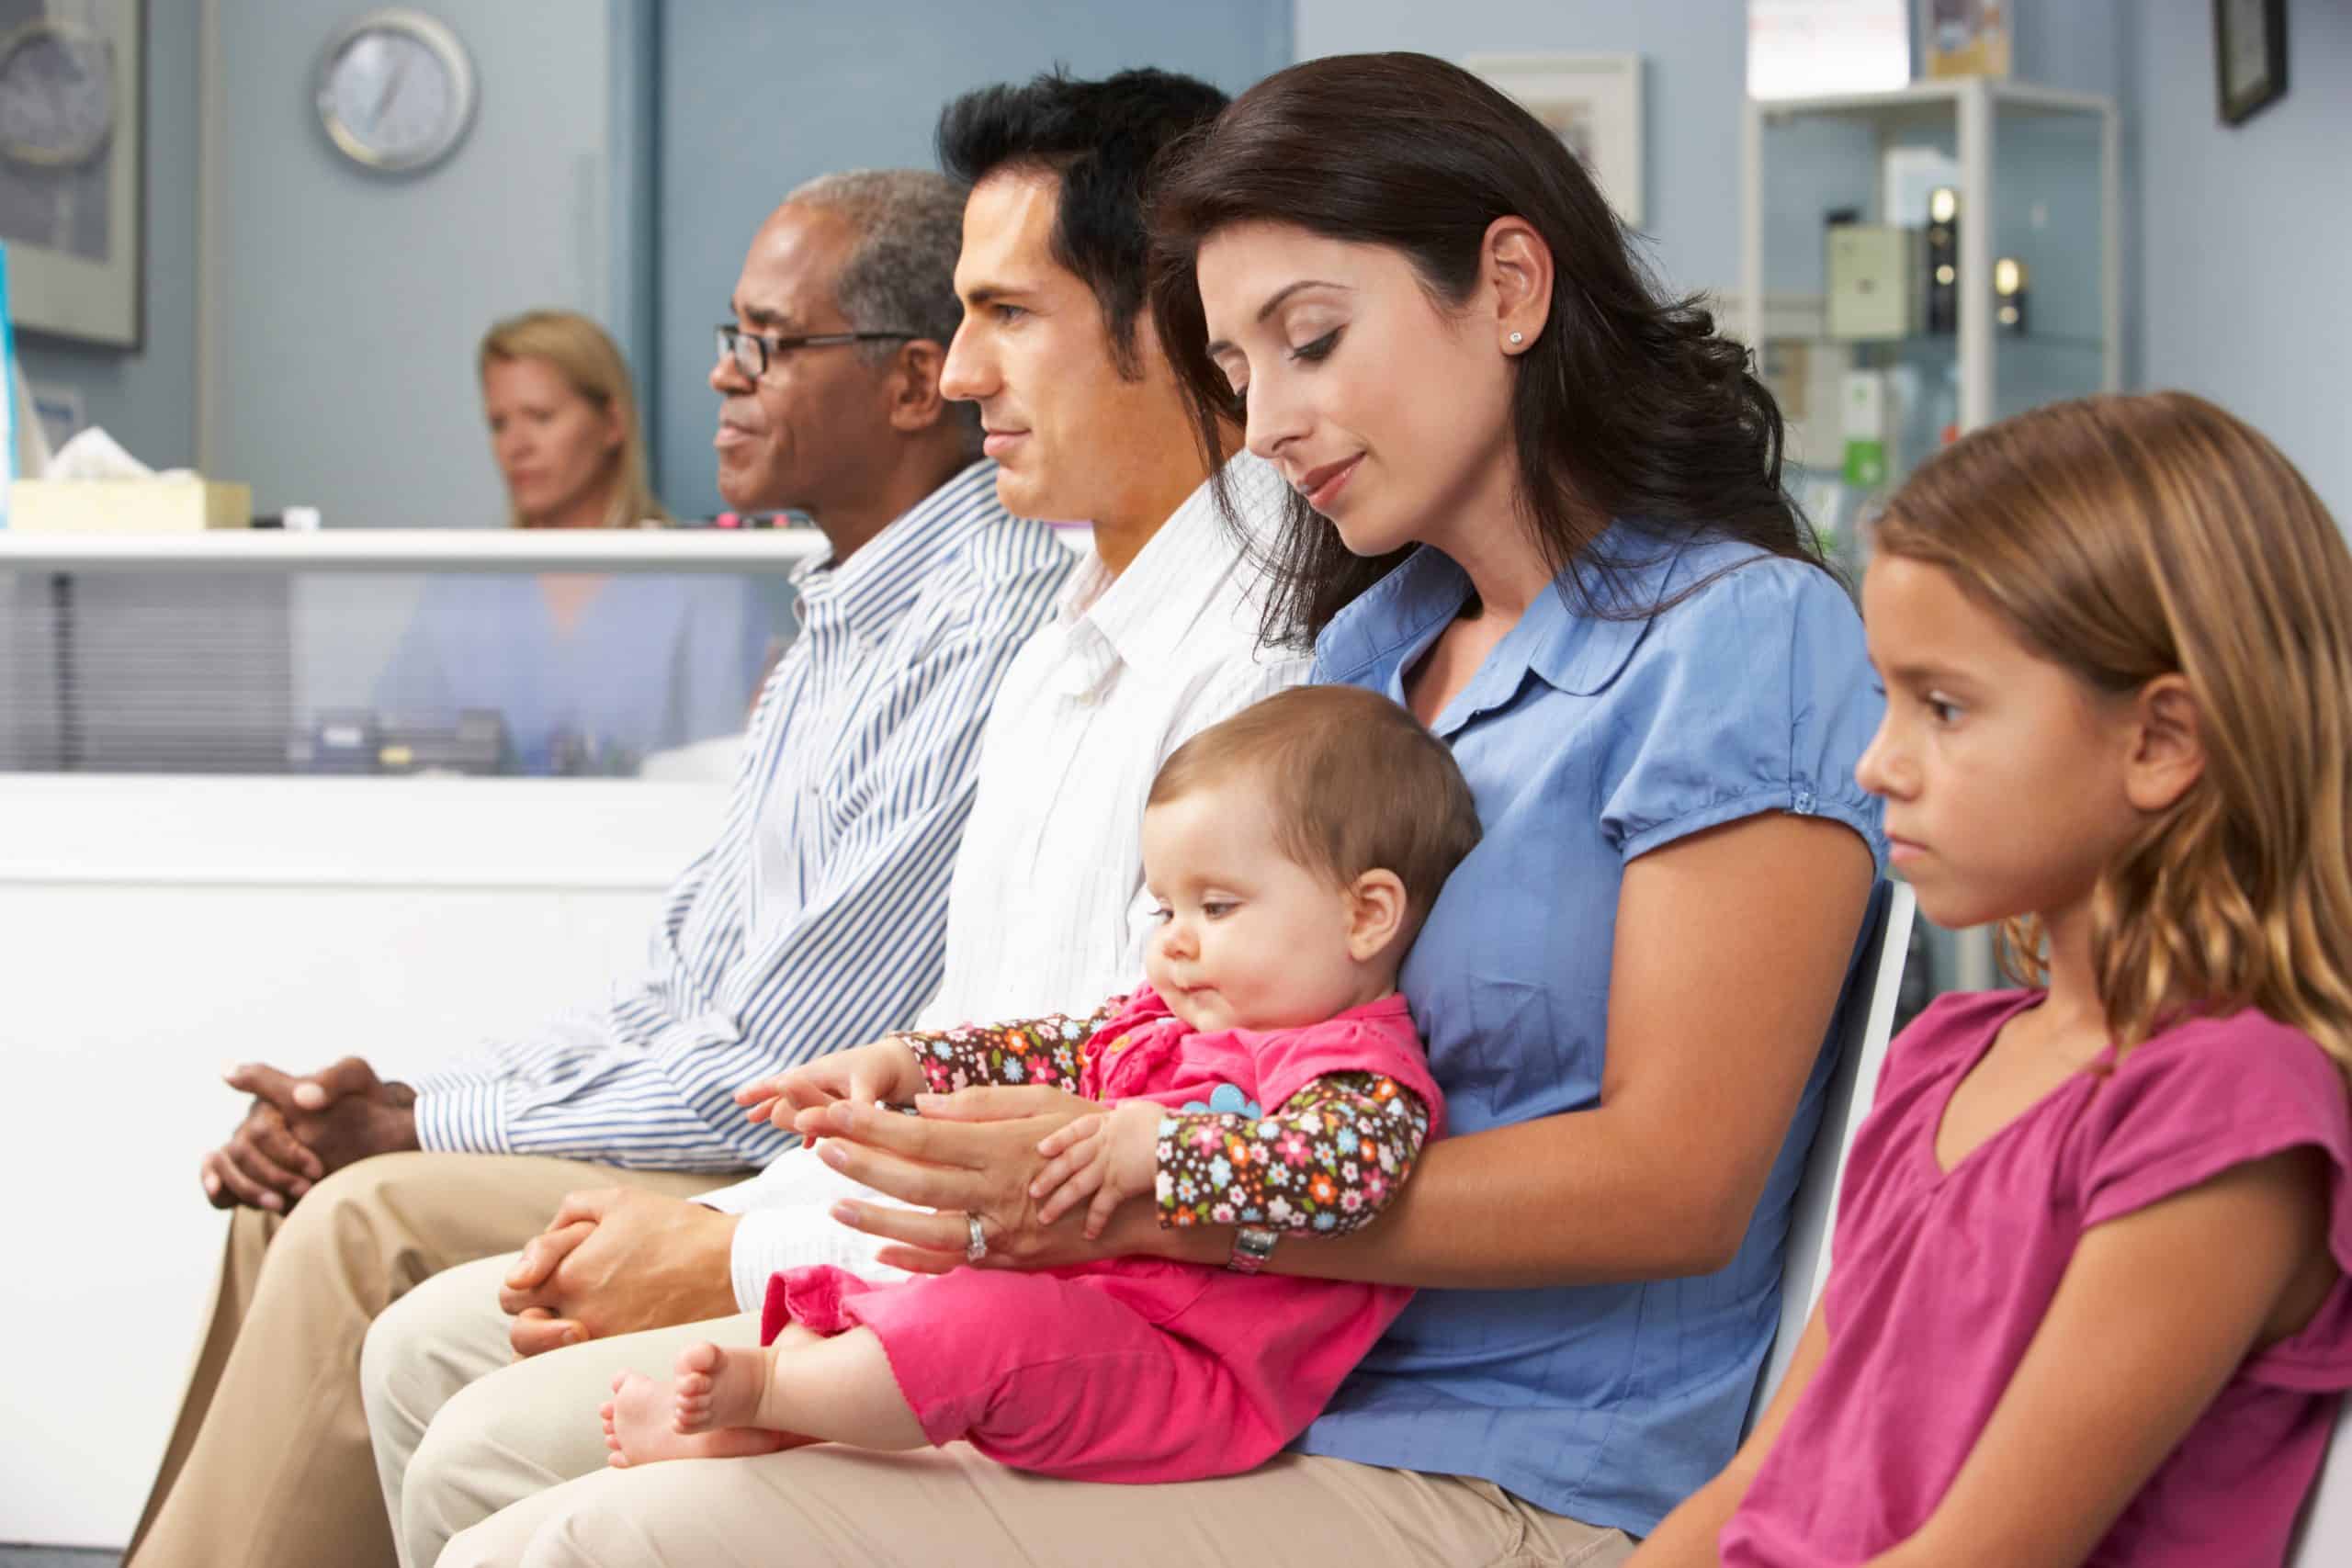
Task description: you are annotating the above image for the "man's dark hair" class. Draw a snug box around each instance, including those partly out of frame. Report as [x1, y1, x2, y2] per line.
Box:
[937, 68, 1227, 380]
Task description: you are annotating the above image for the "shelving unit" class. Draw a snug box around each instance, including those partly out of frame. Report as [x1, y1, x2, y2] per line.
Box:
[1742, 79, 2120, 452]
[1739, 76, 2120, 994]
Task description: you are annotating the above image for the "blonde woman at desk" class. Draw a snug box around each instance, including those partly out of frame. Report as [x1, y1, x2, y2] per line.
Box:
[376, 310, 774, 774]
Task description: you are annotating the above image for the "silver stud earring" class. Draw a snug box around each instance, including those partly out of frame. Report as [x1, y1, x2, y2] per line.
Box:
[1508, 332, 1524, 344]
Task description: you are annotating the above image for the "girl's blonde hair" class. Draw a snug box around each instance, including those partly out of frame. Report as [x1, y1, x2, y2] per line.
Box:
[1876, 391, 2352, 1075]
[478, 310, 668, 529]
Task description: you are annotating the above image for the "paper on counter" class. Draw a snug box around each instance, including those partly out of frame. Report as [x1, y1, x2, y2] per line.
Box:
[43, 425, 198, 482]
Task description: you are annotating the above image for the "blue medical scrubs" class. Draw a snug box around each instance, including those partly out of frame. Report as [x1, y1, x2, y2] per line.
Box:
[374, 572, 781, 774]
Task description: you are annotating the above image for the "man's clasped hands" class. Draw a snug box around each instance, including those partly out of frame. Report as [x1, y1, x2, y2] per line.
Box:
[204, 1032, 1167, 1367]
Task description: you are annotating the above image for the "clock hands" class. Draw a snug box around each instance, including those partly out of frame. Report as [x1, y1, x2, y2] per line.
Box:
[368, 48, 412, 138]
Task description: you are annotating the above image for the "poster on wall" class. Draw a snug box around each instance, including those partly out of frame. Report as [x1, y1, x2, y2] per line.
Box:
[1464, 54, 1645, 228]
[1747, 0, 1909, 100]
[0, 0, 141, 348]
[1918, 0, 2012, 80]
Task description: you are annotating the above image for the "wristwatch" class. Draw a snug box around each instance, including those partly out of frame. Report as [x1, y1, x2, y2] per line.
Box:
[1227, 1224, 1280, 1275]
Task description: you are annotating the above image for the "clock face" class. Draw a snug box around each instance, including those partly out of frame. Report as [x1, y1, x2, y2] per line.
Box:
[0, 24, 116, 168]
[317, 12, 475, 174]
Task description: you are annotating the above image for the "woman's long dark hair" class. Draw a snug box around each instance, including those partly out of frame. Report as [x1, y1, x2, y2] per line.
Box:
[1148, 52, 1825, 647]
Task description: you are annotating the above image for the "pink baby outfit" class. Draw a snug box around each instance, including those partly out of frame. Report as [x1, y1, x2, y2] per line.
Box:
[1723, 992, 2352, 1567]
[762, 987, 1444, 1483]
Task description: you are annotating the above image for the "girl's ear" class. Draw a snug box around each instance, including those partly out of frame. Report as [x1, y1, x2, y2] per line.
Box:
[1346, 869, 1409, 962]
[2124, 673, 2207, 814]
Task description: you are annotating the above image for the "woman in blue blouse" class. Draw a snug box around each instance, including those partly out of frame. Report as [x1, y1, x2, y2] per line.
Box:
[374, 310, 773, 774]
[492, 54, 1884, 1564]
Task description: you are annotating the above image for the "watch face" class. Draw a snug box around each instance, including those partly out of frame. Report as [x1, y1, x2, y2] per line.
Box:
[318, 15, 473, 173]
[0, 25, 116, 168]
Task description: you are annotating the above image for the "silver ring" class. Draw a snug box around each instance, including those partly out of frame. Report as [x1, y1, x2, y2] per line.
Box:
[965, 1212, 989, 1263]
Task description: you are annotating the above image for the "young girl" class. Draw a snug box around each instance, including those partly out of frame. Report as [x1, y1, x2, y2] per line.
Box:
[1636, 391, 2352, 1566]
[598, 682, 1483, 1481]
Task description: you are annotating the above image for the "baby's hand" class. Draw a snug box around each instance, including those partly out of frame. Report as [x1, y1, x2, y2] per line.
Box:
[1031, 1100, 1165, 1239]
[730, 1036, 923, 1135]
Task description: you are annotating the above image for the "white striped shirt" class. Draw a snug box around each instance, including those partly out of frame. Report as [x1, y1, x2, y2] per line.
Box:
[706, 454, 1310, 1295]
[412, 461, 1073, 1169]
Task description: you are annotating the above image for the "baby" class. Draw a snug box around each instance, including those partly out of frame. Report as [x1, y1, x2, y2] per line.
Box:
[601, 683, 1483, 1483]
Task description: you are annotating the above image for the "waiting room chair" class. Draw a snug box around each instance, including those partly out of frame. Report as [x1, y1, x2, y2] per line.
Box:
[2289, 1395, 2352, 1565]
[1744, 881, 1917, 1433]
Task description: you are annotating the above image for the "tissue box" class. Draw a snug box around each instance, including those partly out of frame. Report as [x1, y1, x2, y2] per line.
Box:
[8, 479, 253, 534]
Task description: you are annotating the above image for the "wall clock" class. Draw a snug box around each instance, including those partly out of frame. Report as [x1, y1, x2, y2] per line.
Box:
[0, 17, 118, 169]
[315, 8, 476, 175]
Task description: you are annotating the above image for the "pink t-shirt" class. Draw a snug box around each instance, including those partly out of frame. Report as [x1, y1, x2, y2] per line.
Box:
[1723, 992, 2352, 1567]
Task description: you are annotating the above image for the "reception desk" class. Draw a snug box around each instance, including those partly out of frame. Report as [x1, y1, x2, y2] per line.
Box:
[0, 529, 820, 1546]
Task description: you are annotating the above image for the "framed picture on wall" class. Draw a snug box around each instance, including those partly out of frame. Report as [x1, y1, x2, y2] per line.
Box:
[1464, 53, 1645, 227]
[0, 0, 142, 347]
[1917, 0, 2012, 80]
[2214, 0, 2288, 126]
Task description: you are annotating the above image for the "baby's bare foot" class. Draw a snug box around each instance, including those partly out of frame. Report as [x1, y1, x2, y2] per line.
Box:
[601, 1368, 795, 1467]
[673, 1339, 786, 1434]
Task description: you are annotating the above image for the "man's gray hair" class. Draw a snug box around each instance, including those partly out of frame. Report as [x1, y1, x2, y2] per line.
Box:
[787, 169, 979, 454]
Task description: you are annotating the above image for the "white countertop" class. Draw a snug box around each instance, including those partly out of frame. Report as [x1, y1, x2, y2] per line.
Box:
[0, 526, 835, 571]
[0, 523, 1094, 571]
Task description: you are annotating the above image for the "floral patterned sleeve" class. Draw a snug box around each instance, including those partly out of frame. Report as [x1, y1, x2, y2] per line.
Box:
[897, 1003, 1117, 1096]
[1155, 1072, 1431, 1235]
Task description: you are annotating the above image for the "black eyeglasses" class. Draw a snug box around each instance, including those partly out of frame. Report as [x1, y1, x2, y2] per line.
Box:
[716, 324, 919, 379]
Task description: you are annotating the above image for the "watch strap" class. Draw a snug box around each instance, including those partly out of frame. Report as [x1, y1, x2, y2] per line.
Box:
[1227, 1224, 1279, 1275]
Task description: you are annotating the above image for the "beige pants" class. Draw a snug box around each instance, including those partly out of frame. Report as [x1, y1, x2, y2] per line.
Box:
[440, 1441, 1636, 1568]
[365, 1251, 759, 1567]
[123, 1151, 727, 1568]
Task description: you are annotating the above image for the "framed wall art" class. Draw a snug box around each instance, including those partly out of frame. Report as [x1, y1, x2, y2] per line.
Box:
[2214, 0, 2288, 127]
[1464, 53, 1645, 228]
[1747, 0, 1910, 101]
[1918, 0, 2013, 81]
[0, 0, 141, 347]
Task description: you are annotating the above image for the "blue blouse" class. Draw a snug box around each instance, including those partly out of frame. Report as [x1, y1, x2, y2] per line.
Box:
[1298, 525, 1887, 1535]
[374, 573, 782, 774]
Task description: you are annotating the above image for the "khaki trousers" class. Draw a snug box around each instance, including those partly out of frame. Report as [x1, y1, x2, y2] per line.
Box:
[124, 1151, 728, 1568]
[440, 1441, 1636, 1568]
[364, 1251, 758, 1567]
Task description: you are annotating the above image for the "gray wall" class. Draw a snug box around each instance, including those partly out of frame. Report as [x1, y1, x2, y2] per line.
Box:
[1295, 0, 2131, 301]
[33, 3, 2349, 528]
[650, 0, 1292, 521]
[2133, 0, 2349, 520]
[200, 1, 641, 529]
[1296, 0, 1745, 298]
[16, 0, 199, 468]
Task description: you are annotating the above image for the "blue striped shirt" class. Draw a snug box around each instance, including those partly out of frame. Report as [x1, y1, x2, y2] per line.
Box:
[412, 462, 1074, 1169]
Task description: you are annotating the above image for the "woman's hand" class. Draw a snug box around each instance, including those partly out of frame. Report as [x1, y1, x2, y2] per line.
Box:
[733, 1035, 924, 1134]
[798, 1085, 1149, 1270]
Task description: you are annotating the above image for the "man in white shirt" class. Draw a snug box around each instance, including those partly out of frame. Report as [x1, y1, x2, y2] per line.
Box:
[371, 69, 1308, 1567]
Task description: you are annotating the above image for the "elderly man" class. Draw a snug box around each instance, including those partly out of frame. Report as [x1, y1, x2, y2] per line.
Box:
[125, 169, 1073, 1568]
[366, 67, 1306, 1566]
